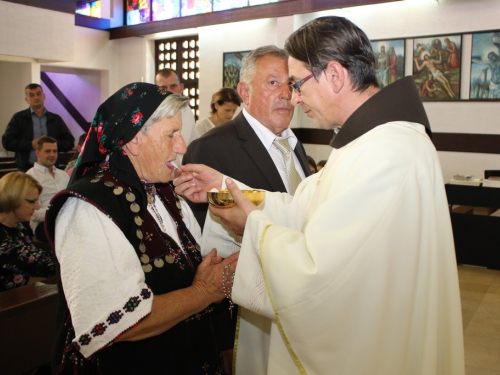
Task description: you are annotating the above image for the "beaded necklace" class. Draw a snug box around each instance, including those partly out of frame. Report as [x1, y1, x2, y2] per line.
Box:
[144, 183, 193, 269]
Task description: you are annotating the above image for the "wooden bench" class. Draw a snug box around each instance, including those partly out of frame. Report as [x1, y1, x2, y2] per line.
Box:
[57, 150, 76, 170]
[0, 277, 58, 374]
[0, 157, 17, 178]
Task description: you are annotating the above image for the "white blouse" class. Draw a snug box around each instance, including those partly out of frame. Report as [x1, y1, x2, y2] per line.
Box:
[55, 194, 201, 358]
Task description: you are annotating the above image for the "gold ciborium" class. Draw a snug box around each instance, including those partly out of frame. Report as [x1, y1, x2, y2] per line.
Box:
[207, 189, 265, 208]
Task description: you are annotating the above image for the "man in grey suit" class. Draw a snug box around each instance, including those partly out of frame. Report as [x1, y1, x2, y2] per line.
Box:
[182, 44, 310, 374]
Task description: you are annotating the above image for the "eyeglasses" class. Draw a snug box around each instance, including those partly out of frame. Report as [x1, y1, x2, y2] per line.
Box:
[25, 198, 38, 205]
[289, 72, 316, 95]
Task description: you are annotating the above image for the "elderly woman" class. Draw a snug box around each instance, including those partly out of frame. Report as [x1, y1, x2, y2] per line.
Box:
[45, 83, 238, 374]
[196, 87, 242, 136]
[0, 172, 55, 291]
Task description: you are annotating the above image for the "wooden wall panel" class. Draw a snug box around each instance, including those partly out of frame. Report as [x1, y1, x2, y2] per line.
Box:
[294, 128, 500, 154]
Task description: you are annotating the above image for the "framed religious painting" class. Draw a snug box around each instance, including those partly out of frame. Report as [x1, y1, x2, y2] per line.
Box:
[370, 39, 405, 89]
[412, 35, 461, 101]
[223, 50, 250, 89]
[470, 31, 500, 100]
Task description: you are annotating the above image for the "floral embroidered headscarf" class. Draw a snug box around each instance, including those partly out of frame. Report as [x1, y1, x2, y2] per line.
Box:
[71, 82, 172, 184]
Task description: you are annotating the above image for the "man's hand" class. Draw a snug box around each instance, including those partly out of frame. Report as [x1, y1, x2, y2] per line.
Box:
[173, 164, 223, 203]
[209, 178, 258, 236]
[32, 136, 43, 149]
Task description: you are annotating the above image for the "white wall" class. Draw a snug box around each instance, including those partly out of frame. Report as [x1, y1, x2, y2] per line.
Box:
[0, 2, 74, 62]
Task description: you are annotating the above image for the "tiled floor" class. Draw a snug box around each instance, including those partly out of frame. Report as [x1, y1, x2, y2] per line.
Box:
[458, 265, 500, 374]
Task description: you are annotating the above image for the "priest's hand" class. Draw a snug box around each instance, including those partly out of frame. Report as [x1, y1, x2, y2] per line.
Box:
[173, 163, 223, 203]
[209, 178, 258, 236]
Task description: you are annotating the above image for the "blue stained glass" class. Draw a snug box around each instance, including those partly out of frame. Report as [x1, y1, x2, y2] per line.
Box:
[249, 0, 278, 5]
[76, 1, 101, 17]
[180, 0, 212, 17]
[126, 0, 151, 25]
[213, 0, 248, 12]
[152, 0, 180, 21]
[76, 3, 91, 16]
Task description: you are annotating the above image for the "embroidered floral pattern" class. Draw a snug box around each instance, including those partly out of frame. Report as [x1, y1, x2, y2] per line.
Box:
[91, 323, 107, 336]
[123, 296, 141, 312]
[140, 289, 152, 299]
[120, 84, 137, 100]
[75, 288, 152, 346]
[90, 114, 109, 155]
[107, 310, 124, 325]
[0, 223, 55, 291]
[79, 334, 92, 346]
[130, 108, 144, 126]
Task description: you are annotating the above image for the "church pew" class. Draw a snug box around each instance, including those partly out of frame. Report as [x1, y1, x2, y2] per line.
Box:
[0, 277, 58, 374]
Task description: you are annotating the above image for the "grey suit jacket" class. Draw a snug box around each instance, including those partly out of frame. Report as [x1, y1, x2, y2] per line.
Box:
[183, 111, 311, 227]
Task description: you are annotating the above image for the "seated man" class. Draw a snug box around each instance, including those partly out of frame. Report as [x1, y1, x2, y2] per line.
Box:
[26, 136, 70, 241]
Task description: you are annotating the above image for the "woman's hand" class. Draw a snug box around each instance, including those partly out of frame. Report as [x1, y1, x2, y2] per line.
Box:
[191, 248, 239, 305]
[173, 164, 223, 203]
[209, 178, 258, 237]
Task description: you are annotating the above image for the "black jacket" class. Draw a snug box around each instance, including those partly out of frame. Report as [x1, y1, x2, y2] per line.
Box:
[183, 111, 311, 228]
[2, 108, 75, 171]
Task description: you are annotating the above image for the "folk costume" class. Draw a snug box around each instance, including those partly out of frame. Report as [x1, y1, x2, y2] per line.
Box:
[46, 83, 223, 374]
[230, 77, 465, 374]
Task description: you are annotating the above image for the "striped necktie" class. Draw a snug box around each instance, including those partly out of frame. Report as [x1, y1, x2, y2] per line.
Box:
[273, 138, 302, 195]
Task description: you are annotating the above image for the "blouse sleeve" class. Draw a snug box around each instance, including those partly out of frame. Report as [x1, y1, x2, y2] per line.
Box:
[55, 198, 153, 359]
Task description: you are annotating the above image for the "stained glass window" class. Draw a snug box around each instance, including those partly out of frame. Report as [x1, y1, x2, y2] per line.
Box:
[152, 0, 180, 21]
[125, 0, 280, 26]
[249, 0, 278, 5]
[76, 1, 101, 18]
[126, 0, 151, 25]
[213, 0, 247, 12]
[180, 0, 212, 17]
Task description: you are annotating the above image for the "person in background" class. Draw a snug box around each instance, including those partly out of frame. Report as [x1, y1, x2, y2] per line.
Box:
[316, 159, 326, 171]
[174, 16, 465, 375]
[155, 68, 200, 151]
[197, 87, 242, 136]
[65, 133, 86, 176]
[2, 83, 75, 172]
[26, 136, 69, 242]
[45, 83, 238, 374]
[0, 172, 55, 291]
[182, 44, 311, 375]
[306, 155, 317, 173]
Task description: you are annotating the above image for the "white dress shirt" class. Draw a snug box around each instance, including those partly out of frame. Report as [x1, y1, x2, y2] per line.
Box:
[243, 109, 306, 193]
[26, 163, 70, 232]
[200, 110, 307, 258]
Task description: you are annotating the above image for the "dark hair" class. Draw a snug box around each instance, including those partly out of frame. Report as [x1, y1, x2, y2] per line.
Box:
[307, 155, 317, 173]
[156, 68, 181, 82]
[317, 160, 327, 168]
[25, 83, 42, 92]
[67, 133, 87, 164]
[285, 16, 378, 92]
[210, 88, 242, 114]
[36, 136, 57, 151]
[77, 133, 86, 146]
